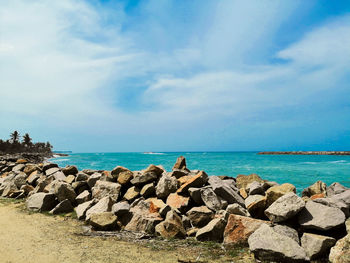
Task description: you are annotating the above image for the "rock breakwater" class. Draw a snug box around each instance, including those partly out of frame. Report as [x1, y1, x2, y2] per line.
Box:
[0, 155, 349, 262]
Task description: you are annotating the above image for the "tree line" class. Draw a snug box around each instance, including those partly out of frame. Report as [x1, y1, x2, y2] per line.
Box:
[0, 131, 53, 154]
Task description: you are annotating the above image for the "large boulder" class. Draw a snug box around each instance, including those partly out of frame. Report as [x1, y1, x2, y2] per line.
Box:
[112, 201, 130, 217]
[53, 182, 77, 204]
[313, 197, 349, 217]
[26, 193, 57, 212]
[85, 196, 113, 221]
[327, 182, 349, 197]
[265, 192, 305, 222]
[155, 210, 186, 239]
[223, 214, 266, 246]
[265, 183, 296, 207]
[302, 180, 327, 197]
[166, 193, 190, 213]
[87, 173, 101, 188]
[236, 174, 264, 189]
[49, 199, 74, 214]
[196, 218, 227, 242]
[91, 180, 121, 202]
[177, 171, 208, 195]
[156, 175, 178, 199]
[247, 181, 265, 195]
[329, 233, 350, 263]
[186, 206, 214, 227]
[89, 212, 118, 230]
[248, 224, 309, 262]
[301, 233, 336, 260]
[75, 200, 94, 220]
[200, 187, 223, 211]
[245, 194, 266, 218]
[62, 165, 78, 176]
[298, 201, 346, 231]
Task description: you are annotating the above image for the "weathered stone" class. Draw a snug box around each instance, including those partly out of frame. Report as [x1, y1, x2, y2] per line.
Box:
[245, 194, 266, 218]
[65, 174, 76, 184]
[301, 233, 336, 260]
[236, 174, 264, 189]
[265, 192, 305, 222]
[329, 233, 350, 263]
[313, 197, 349, 217]
[130, 171, 158, 186]
[188, 187, 203, 205]
[49, 199, 74, 214]
[155, 210, 186, 239]
[144, 164, 164, 176]
[298, 201, 346, 231]
[85, 196, 113, 221]
[146, 198, 167, 213]
[20, 184, 34, 195]
[310, 193, 326, 200]
[172, 156, 187, 170]
[26, 171, 40, 185]
[89, 212, 118, 231]
[111, 166, 130, 180]
[302, 180, 327, 197]
[239, 188, 248, 199]
[168, 169, 188, 179]
[196, 218, 227, 242]
[23, 164, 38, 176]
[82, 169, 96, 175]
[200, 187, 222, 211]
[26, 193, 57, 212]
[265, 183, 296, 207]
[12, 164, 25, 172]
[75, 172, 88, 182]
[112, 201, 130, 216]
[54, 182, 77, 204]
[186, 206, 214, 227]
[327, 182, 349, 197]
[247, 181, 265, 195]
[117, 170, 134, 185]
[226, 203, 250, 217]
[156, 175, 178, 199]
[177, 171, 208, 195]
[123, 186, 140, 201]
[248, 224, 308, 262]
[45, 167, 60, 176]
[52, 171, 66, 181]
[75, 200, 94, 220]
[16, 158, 28, 164]
[178, 175, 194, 186]
[87, 173, 101, 188]
[76, 190, 91, 205]
[223, 214, 266, 245]
[273, 224, 300, 244]
[13, 172, 27, 188]
[42, 163, 58, 172]
[62, 165, 78, 176]
[140, 183, 155, 198]
[72, 181, 89, 195]
[91, 180, 121, 202]
[166, 193, 190, 213]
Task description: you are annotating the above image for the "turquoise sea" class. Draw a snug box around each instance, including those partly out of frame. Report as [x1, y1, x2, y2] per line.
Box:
[50, 152, 350, 193]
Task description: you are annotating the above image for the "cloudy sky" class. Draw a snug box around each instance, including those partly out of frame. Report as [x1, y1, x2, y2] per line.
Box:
[1, 0, 350, 152]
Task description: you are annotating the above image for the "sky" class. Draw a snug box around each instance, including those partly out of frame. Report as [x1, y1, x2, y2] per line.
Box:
[1, 0, 350, 152]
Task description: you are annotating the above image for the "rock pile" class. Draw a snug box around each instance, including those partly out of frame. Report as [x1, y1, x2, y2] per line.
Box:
[0, 155, 349, 262]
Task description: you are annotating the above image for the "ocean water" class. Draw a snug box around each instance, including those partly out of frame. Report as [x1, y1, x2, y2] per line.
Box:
[50, 152, 350, 193]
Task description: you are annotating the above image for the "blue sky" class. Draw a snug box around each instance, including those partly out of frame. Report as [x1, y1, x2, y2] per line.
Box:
[1, 0, 350, 152]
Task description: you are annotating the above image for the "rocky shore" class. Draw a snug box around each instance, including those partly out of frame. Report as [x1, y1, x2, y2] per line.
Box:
[259, 151, 350, 155]
[0, 155, 349, 263]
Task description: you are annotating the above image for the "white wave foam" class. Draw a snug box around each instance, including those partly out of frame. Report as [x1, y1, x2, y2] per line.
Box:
[143, 152, 165, 155]
[328, 160, 347, 164]
[300, 162, 317, 164]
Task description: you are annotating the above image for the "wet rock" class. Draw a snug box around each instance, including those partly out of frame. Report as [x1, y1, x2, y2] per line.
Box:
[196, 218, 227, 242]
[140, 183, 155, 198]
[177, 171, 208, 195]
[298, 201, 346, 231]
[248, 224, 309, 262]
[236, 174, 264, 189]
[156, 175, 178, 199]
[166, 193, 190, 213]
[301, 233, 336, 260]
[91, 180, 121, 202]
[265, 183, 296, 207]
[265, 192, 305, 222]
[76, 190, 91, 205]
[226, 203, 250, 217]
[62, 165, 78, 176]
[200, 187, 223, 211]
[75, 200, 94, 220]
[223, 214, 266, 246]
[186, 206, 214, 227]
[155, 210, 186, 239]
[89, 212, 118, 231]
[26, 193, 57, 212]
[85, 196, 113, 221]
[49, 199, 74, 214]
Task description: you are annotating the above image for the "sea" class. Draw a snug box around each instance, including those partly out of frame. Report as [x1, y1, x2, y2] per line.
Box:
[50, 152, 350, 193]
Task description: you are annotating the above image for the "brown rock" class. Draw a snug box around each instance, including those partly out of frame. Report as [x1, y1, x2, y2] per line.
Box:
[239, 188, 248, 199]
[123, 186, 140, 201]
[311, 193, 326, 200]
[140, 183, 155, 198]
[265, 183, 296, 207]
[177, 171, 208, 195]
[186, 206, 214, 227]
[236, 174, 264, 189]
[89, 212, 118, 231]
[172, 156, 187, 170]
[166, 193, 190, 213]
[155, 210, 186, 239]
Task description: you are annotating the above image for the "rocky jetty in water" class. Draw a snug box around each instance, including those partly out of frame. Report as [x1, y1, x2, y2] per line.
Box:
[0, 155, 349, 263]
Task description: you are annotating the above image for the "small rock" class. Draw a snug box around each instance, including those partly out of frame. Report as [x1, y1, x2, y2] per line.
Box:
[62, 165, 78, 176]
[172, 156, 187, 170]
[54, 182, 77, 204]
[201, 187, 223, 211]
[87, 173, 101, 188]
[123, 186, 140, 201]
[177, 171, 208, 195]
[166, 193, 190, 213]
[65, 174, 76, 184]
[91, 180, 121, 202]
[85, 196, 113, 221]
[245, 194, 266, 218]
[188, 187, 203, 205]
[327, 182, 349, 197]
[75, 200, 94, 220]
[247, 181, 265, 195]
[265, 183, 296, 207]
[236, 174, 264, 189]
[302, 180, 327, 197]
[112, 201, 130, 216]
[75, 172, 89, 182]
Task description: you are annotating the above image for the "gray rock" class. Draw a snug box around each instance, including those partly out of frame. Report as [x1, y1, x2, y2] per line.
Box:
[130, 171, 158, 186]
[112, 201, 130, 216]
[75, 172, 89, 182]
[89, 212, 118, 230]
[75, 200, 94, 220]
[156, 175, 178, 199]
[54, 182, 77, 204]
[45, 167, 60, 176]
[85, 196, 113, 221]
[52, 171, 67, 181]
[226, 203, 250, 217]
[196, 218, 227, 242]
[49, 199, 74, 214]
[42, 163, 58, 172]
[327, 182, 349, 197]
[265, 192, 305, 222]
[301, 233, 336, 260]
[188, 187, 203, 205]
[248, 224, 309, 262]
[26, 193, 57, 212]
[273, 225, 300, 244]
[200, 187, 223, 211]
[91, 180, 121, 202]
[87, 172, 101, 188]
[186, 206, 214, 227]
[245, 194, 266, 218]
[76, 190, 91, 205]
[313, 197, 349, 217]
[298, 201, 346, 231]
[247, 181, 265, 195]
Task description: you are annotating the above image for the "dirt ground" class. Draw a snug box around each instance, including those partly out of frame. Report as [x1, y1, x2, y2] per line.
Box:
[0, 199, 254, 263]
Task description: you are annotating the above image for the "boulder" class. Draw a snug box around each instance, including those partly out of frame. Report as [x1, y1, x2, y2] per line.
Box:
[186, 206, 214, 227]
[146, 198, 167, 213]
[12, 164, 25, 172]
[200, 187, 223, 211]
[76, 190, 91, 205]
[236, 174, 264, 189]
[313, 197, 349, 217]
[49, 199, 74, 214]
[52, 171, 66, 181]
[155, 210, 186, 239]
[226, 203, 250, 217]
[247, 181, 265, 195]
[72, 181, 89, 195]
[327, 182, 349, 197]
[26, 171, 40, 185]
[87, 173, 101, 188]
[223, 214, 266, 245]
[75, 172, 88, 182]
[265, 183, 296, 207]
[172, 156, 187, 170]
[89, 212, 118, 231]
[75, 200, 94, 220]
[65, 175, 76, 184]
[23, 164, 38, 176]
[45, 167, 60, 176]
[140, 183, 155, 198]
[123, 186, 140, 201]
[301, 233, 336, 260]
[301, 180, 327, 197]
[298, 201, 346, 231]
[177, 171, 208, 195]
[91, 180, 121, 202]
[248, 224, 309, 262]
[166, 193, 190, 213]
[168, 170, 188, 179]
[53, 182, 77, 204]
[111, 166, 132, 183]
[26, 193, 57, 212]
[196, 218, 227, 242]
[273, 225, 300, 244]
[62, 165, 78, 176]
[156, 175, 178, 199]
[85, 196, 113, 221]
[188, 187, 203, 205]
[112, 201, 130, 217]
[265, 192, 305, 222]
[42, 163, 58, 172]
[130, 171, 158, 186]
[329, 233, 350, 263]
[245, 194, 266, 218]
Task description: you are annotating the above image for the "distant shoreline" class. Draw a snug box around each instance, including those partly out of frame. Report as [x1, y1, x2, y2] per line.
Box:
[258, 151, 350, 155]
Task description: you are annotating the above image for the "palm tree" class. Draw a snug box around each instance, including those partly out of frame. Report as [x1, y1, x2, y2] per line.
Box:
[10, 131, 20, 144]
[22, 133, 33, 146]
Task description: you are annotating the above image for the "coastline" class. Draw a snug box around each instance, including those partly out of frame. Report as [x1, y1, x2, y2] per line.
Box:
[258, 151, 350, 155]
